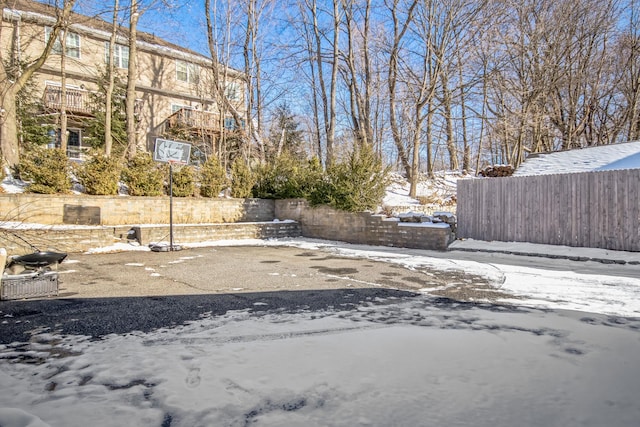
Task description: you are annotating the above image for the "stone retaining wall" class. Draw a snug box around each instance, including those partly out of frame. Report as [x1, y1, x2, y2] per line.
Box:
[275, 199, 454, 251]
[132, 222, 302, 246]
[0, 195, 454, 254]
[0, 225, 125, 254]
[0, 194, 274, 225]
[0, 222, 301, 255]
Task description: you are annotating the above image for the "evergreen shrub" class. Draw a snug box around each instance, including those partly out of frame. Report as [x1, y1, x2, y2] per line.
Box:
[122, 153, 164, 196]
[252, 153, 323, 199]
[230, 157, 254, 198]
[74, 152, 121, 195]
[199, 157, 228, 197]
[310, 144, 389, 212]
[18, 147, 71, 194]
[168, 165, 195, 197]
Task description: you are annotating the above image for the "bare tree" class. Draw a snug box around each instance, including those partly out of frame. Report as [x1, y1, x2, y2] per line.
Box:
[615, 0, 640, 142]
[299, 0, 342, 167]
[204, 0, 264, 164]
[0, 0, 76, 167]
[546, 0, 616, 149]
[243, 0, 260, 160]
[387, 0, 418, 183]
[340, 0, 374, 148]
[125, 0, 139, 159]
[105, 0, 120, 157]
[59, 18, 68, 154]
[297, 4, 324, 160]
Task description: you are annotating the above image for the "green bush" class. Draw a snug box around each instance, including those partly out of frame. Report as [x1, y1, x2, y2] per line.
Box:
[74, 152, 122, 195]
[121, 153, 164, 196]
[18, 147, 71, 194]
[309, 145, 389, 212]
[230, 157, 255, 198]
[168, 165, 195, 197]
[252, 153, 324, 199]
[199, 157, 228, 198]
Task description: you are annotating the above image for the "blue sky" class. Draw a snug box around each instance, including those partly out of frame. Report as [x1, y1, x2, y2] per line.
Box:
[138, 1, 211, 56]
[75, 0, 212, 56]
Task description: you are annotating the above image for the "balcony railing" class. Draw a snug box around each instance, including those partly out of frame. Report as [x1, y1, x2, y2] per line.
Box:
[43, 84, 93, 115]
[167, 108, 219, 131]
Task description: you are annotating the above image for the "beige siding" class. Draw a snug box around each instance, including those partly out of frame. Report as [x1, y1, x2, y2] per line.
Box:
[2, 2, 246, 151]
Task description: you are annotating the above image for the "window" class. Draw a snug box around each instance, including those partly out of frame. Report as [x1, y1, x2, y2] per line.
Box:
[171, 104, 192, 114]
[176, 60, 199, 84]
[225, 82, 241, 102]
[224, 117, 245, 130]
[104, 42, 129, 69]
[45, 27, 80, 58]
[49, 128, 83, 159]
[66, 129, 82, 159]
[171, 104, 193, 121]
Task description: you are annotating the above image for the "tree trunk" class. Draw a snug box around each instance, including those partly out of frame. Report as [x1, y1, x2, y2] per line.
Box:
[60, 30, 68, 154]
[387, 0, 418, 180]
[426, 104, 434, 178]
[409, 105, 423, 199]
[325, 0, 340, 167]
[105, 0, 119, 157]
[0, 88, 19, 166]
[440, 73, 458, 171]
[126, 0, 139, 160]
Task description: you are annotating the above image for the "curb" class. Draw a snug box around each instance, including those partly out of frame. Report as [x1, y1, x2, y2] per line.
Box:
[448, 247, 639, 266]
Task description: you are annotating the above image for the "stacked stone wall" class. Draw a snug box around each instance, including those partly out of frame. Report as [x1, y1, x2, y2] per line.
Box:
[275, 199, 453, 251]
[0, 194, 274, 225]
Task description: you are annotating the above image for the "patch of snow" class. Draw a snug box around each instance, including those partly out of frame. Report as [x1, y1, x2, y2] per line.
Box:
[0, 408, 50, 427]
[85, 242, 150, 254]
[0, 301, 639, 427]
[514, 140, 640, 176]
[397, 222, 451, 228]
[596, 151, 640, 171]
[381, 171, 461, 208]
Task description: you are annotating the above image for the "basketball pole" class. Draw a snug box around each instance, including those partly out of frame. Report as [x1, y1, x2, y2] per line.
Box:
[169, 161, 174, 251]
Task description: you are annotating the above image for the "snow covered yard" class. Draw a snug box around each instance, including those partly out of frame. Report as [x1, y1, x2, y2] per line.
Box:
[1, 294, 639, 427]
[1, 238, 640, 427]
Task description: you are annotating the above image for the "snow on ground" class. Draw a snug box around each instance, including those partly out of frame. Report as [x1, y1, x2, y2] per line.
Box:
[381, 172, 460, 208]
[251, 238, 640, 318]
[1, 287, 640, 427]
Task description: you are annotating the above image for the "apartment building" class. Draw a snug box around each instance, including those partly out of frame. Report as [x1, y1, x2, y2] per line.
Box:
[1, 0, 246, 160]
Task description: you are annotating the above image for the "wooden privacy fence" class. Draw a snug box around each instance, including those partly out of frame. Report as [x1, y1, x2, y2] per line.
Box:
[456, 169, 640, 252]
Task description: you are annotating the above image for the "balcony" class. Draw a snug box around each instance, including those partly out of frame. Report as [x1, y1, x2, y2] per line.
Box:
[166, 108, 219, 132]
[43, 84, 93, 116]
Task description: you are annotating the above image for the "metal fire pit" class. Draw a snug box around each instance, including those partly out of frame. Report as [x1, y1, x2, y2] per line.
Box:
[1, 271, 59, 300]
[1, 251, 66, 300]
